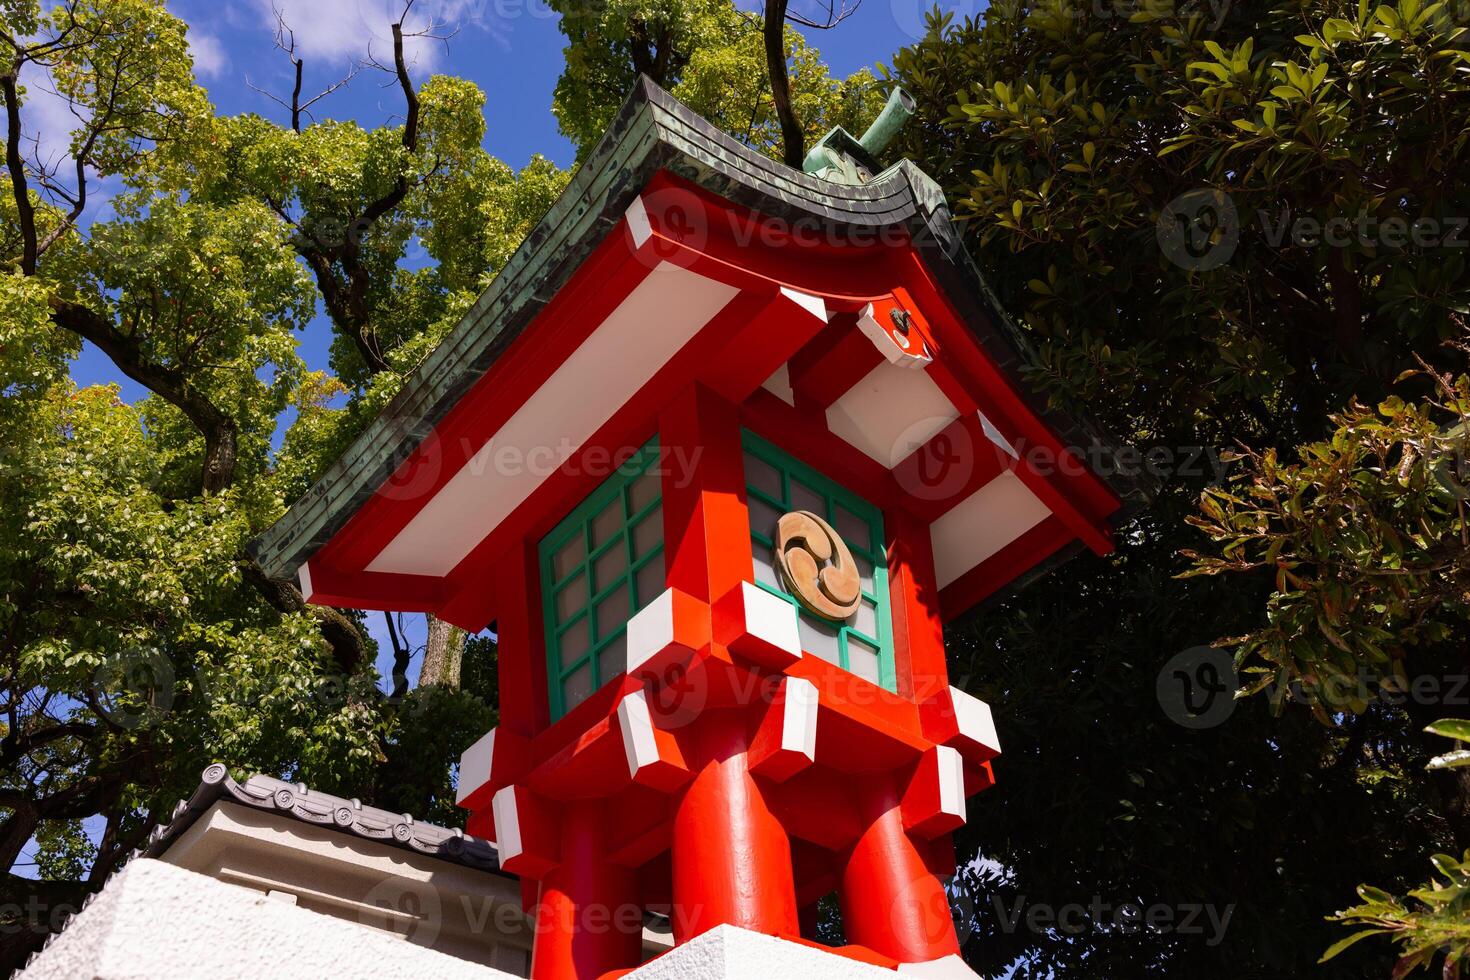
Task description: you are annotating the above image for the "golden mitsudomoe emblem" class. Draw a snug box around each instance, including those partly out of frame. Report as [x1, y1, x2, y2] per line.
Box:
[774, 511, 861, 622]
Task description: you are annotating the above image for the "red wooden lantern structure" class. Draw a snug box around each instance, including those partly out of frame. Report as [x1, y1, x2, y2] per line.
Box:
[251, 79, 1144, 978]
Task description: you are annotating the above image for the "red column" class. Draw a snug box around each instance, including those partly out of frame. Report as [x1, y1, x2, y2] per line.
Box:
[671, 708, 800, 942]
[530, 804, 643, 978]
[839, 778, 960, 963]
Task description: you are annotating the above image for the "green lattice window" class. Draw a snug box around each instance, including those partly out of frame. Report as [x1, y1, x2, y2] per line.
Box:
[539, 442, 665, 720]
[742, 430, 895, 690]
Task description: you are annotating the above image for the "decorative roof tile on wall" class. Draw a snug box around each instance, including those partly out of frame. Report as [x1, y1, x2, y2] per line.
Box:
[140, 763, 504, 875]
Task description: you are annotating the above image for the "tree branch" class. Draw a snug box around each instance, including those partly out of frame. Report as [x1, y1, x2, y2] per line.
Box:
[240, 558, 370, 673]
[49, 297, 240, 494]
[384, 610, 412, 700]
[763, 0, 805, 168]
[1, 69, 39, 274]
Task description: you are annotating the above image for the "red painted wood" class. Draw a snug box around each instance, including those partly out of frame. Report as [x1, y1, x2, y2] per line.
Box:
[704, 288, 832, 407]
[839, 776, 960, 963]
[890, 414, 1010, 525]
[303, 565, 446, 612]
[494, 541, 550, 737]
[892, 268, 1121, 527]
[439, 291, 780, 631]
[670, 709, 800, 942]
[938, 514, 1076, 622]
[886, 507, 950, 703]
[659, 385, 750, 604]
[530, 803, 643, 979]
[638, 171, 904, 304]
[739, 389, 901, 511]
[297, 173, 1121, 626]
[786, 310, 882, 409]
[316, 218, 660, 579]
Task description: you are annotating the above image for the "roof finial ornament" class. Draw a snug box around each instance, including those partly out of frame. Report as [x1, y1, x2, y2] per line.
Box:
[802, 86, 916, 185]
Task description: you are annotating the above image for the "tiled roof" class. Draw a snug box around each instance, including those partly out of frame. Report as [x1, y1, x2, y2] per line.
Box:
[140, 763, 505, 875]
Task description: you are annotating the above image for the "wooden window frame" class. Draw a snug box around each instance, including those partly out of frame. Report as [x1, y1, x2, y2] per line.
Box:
[538, 440, 664, 720]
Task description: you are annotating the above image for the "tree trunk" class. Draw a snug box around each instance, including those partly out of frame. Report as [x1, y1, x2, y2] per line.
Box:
[418, 614, 465, 689]
[0, 804, 38, 880]
[763, 0, 806, 169]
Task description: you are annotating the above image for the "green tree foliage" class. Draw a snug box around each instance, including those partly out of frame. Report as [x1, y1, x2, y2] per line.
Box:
[1318, 722, 1470, 977]
[1324, 848, 1470, 978]
[1185, 351, 1470, 721]
[1, 0, 545, 969]
[549, 0, 883, 160]
[889, 0, 1470, 975]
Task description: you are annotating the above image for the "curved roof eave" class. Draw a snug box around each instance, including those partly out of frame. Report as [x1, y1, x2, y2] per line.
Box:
[249, 75, 1153, 584]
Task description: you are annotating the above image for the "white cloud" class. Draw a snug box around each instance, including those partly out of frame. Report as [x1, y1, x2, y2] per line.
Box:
[189, 32, 230, 80]
[8, 63, 85, 174]
[0, 64, 119, 223]
[250, 0, 504, 72]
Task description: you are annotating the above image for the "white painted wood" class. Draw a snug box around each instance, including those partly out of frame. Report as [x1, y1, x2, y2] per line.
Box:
[489, 787, 522, 863]
[367, 266, 739, 576]
[740, 581, 802, 660]
[617, 690, 661, 776]
[936, 745, 965, 823]
[626, 588, 676, 673]
[948, 687, 1001, 757]
[779, 286, 828, 322]
[826, 359, 959, 467]
[455, 728, 497, 805]
[856, 303, 931, 368]
[761, 362, 795, 406]
[929, 471, 1051, 589]
[897, 953, 982, 977]
[297, 562, 314, 602]
[781, 677, 818, 760]
[978, 411, 1018, 459]
[625, 195, 652, 248]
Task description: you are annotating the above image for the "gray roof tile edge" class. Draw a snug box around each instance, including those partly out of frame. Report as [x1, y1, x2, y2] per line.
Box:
[138, 763, 506, 876]
[249, 74, 1155, 584]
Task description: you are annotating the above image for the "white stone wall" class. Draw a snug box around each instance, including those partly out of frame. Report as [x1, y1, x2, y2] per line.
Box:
[20, 859, 516, 980]
[22, 856, 978, 979]
[626, 925, 895, 980]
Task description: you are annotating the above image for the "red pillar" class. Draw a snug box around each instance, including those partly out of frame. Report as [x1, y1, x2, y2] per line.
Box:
[530, 804, 643, 978]
[839, 778, 960, 963]
[671, 708, 800, 942]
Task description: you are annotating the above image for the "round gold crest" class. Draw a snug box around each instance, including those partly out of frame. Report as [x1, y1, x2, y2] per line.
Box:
[774, 511, 861, 622]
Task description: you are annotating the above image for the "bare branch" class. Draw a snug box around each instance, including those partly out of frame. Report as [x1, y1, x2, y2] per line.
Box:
[249, 5, 360, 132]
[785, 0, 863, 29]
[240, 560, 371, 673]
